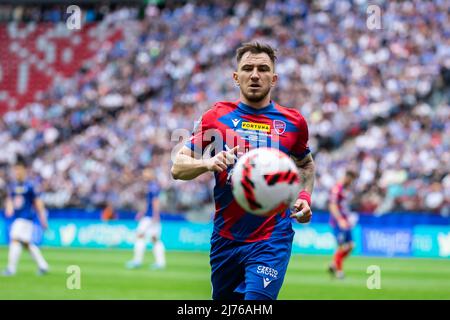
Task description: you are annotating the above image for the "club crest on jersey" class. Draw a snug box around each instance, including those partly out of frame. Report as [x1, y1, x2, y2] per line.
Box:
[273, 120, 286, 135]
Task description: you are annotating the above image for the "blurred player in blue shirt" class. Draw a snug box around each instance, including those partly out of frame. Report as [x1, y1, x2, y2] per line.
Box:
[328, 169, 357, 279]
[3, 157, 49, 276]
[126, 168, 166, 270]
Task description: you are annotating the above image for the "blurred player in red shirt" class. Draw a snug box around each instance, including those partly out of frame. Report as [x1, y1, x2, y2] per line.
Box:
[328, 169, 357, 279]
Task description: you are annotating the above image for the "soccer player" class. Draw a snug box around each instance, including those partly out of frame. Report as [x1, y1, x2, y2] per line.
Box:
[171, 42, 315, 300]
[2, 157, 49, 276]
[328, 169, 357, 279]
[126, 168, 166, 270]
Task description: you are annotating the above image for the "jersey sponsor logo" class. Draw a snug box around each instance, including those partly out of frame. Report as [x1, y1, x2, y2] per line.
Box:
[257, 265, 279, 278]
[273, 120, 286, 134]
[231, 118, 241, 127]
[14, 186, 26, 194]
[257, 265, 278, 289]
[241, 122, 270, 132]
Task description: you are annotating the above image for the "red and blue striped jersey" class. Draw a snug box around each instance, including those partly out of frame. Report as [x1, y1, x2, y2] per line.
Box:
[186, 100, 310, 242]
[329, 183, 351, 227]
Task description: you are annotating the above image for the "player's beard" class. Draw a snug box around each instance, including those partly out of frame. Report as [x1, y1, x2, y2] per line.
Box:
[242, 85, 271, 103]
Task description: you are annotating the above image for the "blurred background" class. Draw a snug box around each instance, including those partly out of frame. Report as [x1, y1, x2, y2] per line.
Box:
[0, 0, 449, 299]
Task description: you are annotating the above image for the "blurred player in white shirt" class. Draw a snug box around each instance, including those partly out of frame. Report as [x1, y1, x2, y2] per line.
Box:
[126, 169, 166, 270]
[3, 157, 49, 276]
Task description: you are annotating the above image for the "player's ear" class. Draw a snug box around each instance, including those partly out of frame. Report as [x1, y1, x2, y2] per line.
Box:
[233, 71, 239, 86]
[271, 73, 278, 87]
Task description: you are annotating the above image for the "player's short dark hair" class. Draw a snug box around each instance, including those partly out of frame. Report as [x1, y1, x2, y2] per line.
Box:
[14, 155, 27, 167]
[236, 41, 277, 68]
[345, 169, 357, 179]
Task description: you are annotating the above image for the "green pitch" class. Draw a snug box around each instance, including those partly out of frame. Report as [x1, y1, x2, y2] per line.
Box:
[0, 247, 449, 300]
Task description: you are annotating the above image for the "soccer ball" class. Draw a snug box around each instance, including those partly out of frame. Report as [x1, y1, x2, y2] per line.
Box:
[231, 147, 300, 216]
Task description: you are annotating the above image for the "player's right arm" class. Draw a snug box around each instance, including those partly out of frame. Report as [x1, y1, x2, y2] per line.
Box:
[171, 146, 238, 180]
[5, 196, 14, 218]
[171, 106, 238, 180]
[34, 198, 49, 230]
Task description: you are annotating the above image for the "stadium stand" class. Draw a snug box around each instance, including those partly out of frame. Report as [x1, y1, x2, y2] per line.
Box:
[0, 0, 448, 216]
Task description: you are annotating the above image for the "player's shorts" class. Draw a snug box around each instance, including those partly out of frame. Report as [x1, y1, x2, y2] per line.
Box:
[210, 232, 294, 300]
[10, 218, 34, 243]
[136, 217, 161, 239]
[333, 226, 353, 246]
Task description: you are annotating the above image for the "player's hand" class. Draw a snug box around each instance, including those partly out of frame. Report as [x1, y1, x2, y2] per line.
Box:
[337, 218, 350, 230]
[41, 221, 49, 230]
[135, 212, 144, 221]
[290, 199, 312, 223]
[205, 146, 239, 173]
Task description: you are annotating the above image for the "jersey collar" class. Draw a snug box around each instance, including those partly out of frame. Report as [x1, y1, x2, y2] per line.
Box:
[236, 100, 274, 114]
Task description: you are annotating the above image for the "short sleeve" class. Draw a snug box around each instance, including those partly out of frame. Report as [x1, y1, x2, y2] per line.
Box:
[30, 182, 41, 200]
[291, 113, 311, 160]
[185, 107, 219, 155]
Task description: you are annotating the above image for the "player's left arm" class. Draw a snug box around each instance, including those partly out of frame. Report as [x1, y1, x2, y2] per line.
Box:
[135, 209, 145, 221]
[152, 197, 160, 223]
[293, 153, 315, 194]
[5, 185, 14, 217]
[289, 113, 315, 223]
[290, 153, 315, 223]
[34, 198, 48, 230]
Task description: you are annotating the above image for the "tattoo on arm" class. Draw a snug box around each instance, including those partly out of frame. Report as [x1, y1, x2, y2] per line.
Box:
[292, 153, 315, 194]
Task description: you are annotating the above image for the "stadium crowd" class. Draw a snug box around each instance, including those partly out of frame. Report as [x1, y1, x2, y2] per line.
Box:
[0, 0, 449, 215]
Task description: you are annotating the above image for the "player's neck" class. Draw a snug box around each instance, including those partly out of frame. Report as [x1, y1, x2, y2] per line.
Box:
[239, 95, 272, 110]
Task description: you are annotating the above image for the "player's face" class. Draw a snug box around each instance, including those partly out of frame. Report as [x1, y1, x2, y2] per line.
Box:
[344, 176, 355, 188]
[233, 52, 278, 103]
[143, 169, 155, 181]
[13, 165, 27, 182]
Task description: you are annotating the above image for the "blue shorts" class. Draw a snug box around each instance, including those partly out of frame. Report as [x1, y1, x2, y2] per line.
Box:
[210, 232, 294, 300]
[333, 227, 353, 245]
